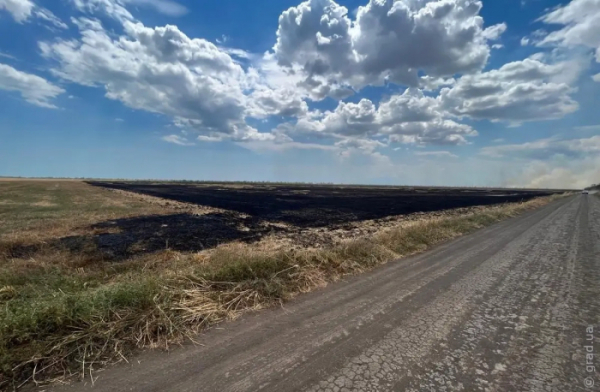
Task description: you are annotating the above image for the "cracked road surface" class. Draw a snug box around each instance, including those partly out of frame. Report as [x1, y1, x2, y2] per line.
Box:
[53, 194, 600, 392]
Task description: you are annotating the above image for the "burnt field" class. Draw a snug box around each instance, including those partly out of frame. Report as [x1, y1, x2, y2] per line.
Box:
[89, 181, 559, 227]
[75, 182, 565, 257]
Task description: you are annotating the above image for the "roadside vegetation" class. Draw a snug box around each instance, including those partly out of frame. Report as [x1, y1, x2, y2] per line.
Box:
[0, 180, 567, 390]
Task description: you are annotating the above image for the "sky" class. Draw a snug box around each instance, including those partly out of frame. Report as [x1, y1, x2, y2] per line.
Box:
[0, 0, 599, 188]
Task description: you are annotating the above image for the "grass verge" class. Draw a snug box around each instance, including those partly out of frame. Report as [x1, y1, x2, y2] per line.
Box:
[0, 189, 566, 390]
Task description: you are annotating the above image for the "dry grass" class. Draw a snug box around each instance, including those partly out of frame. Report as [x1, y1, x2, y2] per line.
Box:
[0, 181, 170, 240]
[0, 181, 568, 391]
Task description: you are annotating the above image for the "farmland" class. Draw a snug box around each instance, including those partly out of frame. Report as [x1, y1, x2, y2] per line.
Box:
[86, 181, 559, 253]
[90, 181, 559, 226]
[0, 179, 568, 389]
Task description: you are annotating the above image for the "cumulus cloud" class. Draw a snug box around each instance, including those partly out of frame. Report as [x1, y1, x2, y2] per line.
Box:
[317, 99, 378, 137]
[385, 120, 477, 145]
[378, 89, 440, 124]
[0, 0, 67, 28]
[376, 89, 479, 146]
[0, 62, 65, 108]
[39, 2, 318, 141]
[247, 87, 309, 118]
[439, 58, 578, 122]
[40, 17, 267, 140]
[273, 0, 505, 96]
[277, 88, 477, 145]
[377, 89, 477, 145]
[22, 0, 587, 155]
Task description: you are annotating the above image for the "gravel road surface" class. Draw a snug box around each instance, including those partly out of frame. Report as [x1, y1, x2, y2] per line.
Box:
[52, 194, 600, 392]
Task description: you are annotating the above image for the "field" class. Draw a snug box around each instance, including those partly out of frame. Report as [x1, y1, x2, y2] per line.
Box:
[0, 180, 567, 390]
[86, 181, 557, 252]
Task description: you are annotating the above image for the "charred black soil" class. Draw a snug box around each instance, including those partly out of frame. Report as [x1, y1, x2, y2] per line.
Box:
[88, 182, 557, 228]
[45, 182, 557, 259]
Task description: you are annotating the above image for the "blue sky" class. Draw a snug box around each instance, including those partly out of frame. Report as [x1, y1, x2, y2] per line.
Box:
[0, 0, 599, 188]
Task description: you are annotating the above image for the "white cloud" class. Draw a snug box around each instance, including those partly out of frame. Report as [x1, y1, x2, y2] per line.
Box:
[378, 88, 440, 124]
[273, 0, 505, 96]
[256, 53, 355, 102]
[520, 37, 530, 46]
[419, 75, 456, 91]
[385, 119, 476, 146]
[72, 0, 187, 19]
[247, 87, 309, 118]
[276, 88, 477, 146]
[317, 99, 378, 137]
[0, 62, 64, 108]
[161, 134, 194, 146]
[0, 0, 67, 28]
[238, 140, 337, 153]
[40, 18, 264, 140]
[71, 0, 134, 22]
[24, 0, 587, 156]
[480, 136, 600, 160]
[0, 0, 34, 22]
[0, 51, 16, 60]
[335, 137, 385, 153]
[34, 7, 69, 29]
[126, 0, 187, 16]
[439, 58, 578, 122]
[40, 3, 317, 142]
[537, 0, 600, 63]
[593, 73, 600, 82]
[415, 151, 458, 158]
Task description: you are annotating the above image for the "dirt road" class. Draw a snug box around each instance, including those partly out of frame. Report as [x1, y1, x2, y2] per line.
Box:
[53, 194, 600, 392]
